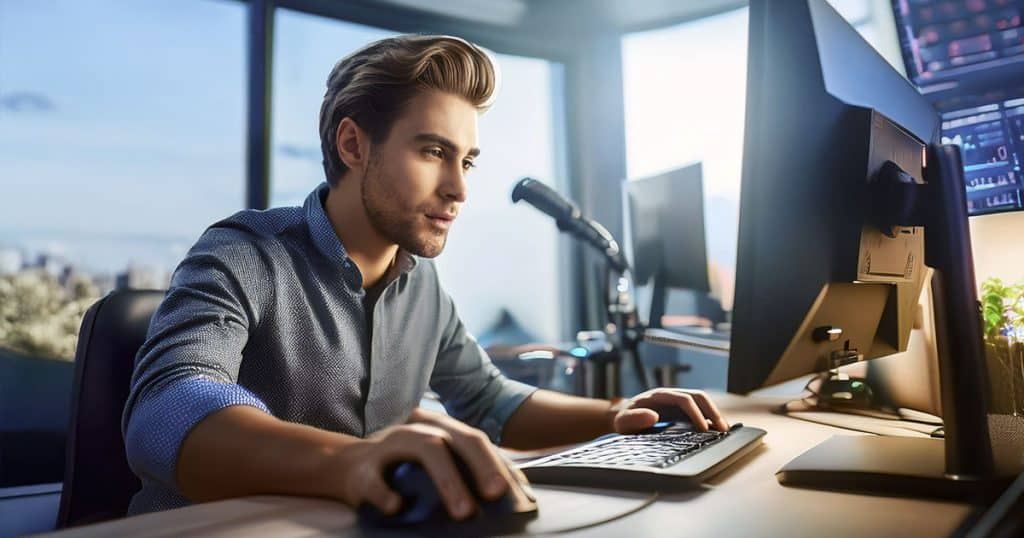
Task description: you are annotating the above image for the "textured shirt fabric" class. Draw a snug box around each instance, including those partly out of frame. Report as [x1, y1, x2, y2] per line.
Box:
[122, 182, 537, 515]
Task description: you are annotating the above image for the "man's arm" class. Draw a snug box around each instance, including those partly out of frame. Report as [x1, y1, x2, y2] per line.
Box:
[175, 405, 357, 502]
[499, 390, 616, 450]
[125, 231, 518, 519]
[426, 265, 537, 443]
[177, 405, 520, 520]
[500, 388, 731, 451]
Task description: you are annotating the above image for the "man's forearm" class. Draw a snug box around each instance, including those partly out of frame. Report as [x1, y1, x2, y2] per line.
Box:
[176, 405, 358, 502]
[499, 389, 617, 450]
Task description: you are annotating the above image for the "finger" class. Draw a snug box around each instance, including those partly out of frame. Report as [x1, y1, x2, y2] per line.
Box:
[630, 391, 709, 431]
[416, 438, 476, 520]
[505, 458, 530, 486]
[448, 429, 514, 501]
[614, 407, 659, 434]
[362, 472, 402, 515]
[687, 391, 730, 432]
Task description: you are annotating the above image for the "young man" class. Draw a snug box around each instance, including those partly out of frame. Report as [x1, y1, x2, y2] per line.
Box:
[123, 34, 729, 520]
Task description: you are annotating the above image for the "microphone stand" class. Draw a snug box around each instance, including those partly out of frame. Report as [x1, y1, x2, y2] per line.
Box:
[512, 177, 652, 397]
[564, 222, 652, 398]
[604, 269, 653, 397]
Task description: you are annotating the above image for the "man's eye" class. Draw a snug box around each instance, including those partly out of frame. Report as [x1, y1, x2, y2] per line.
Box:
[425, 148, 444, 159]
[462, 160, 476, 171]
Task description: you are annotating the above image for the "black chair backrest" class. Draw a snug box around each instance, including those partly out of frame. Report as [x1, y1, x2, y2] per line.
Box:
[57, 289, 165, 527]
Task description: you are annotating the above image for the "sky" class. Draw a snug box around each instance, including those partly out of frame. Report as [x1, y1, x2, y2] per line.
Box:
[0, 0, 247, 273]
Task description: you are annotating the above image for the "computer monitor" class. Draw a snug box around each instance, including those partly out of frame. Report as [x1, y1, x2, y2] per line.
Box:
[728, 0, 1018, 499]
[621, 164, 711, 328]
[892, 0, 1024, 215]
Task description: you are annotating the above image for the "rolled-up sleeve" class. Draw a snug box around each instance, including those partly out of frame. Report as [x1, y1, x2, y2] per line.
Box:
[122, 226, 273, 491]
[428, 293, 537, 444]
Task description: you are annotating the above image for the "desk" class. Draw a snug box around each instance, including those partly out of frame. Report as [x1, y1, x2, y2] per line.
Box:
[38, 393, 975, 537]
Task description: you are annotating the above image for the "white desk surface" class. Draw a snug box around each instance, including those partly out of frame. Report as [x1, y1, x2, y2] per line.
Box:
[39, 392, 975, 537]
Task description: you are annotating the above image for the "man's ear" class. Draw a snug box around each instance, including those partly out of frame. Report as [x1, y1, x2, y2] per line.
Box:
[335, 117, 371, 173]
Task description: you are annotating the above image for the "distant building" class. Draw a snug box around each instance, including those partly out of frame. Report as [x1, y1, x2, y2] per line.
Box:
[33, 253, 65, 279]
[0, 248, 22, 275]
[115, 264, 168, 290]
[93, 273, 116, 296]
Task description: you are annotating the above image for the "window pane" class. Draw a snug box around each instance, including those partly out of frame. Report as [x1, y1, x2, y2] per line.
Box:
[622, 8, 748, 313]
[271, 11, 566, 343]
[0, 0, 247, 361]
[271, 11, 395, 206]
[436, 55, 565, 344]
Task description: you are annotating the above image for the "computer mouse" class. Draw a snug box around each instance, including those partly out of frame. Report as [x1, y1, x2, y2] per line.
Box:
[357, 452, 538, 534]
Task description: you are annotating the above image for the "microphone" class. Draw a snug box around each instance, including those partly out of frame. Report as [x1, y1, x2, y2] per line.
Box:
[511, 177, 629, 274]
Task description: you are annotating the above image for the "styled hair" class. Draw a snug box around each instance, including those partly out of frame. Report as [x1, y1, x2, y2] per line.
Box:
[318, 34, 497, 185]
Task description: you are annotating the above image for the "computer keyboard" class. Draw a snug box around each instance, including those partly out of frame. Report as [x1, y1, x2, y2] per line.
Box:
[519, 422, 766, 491]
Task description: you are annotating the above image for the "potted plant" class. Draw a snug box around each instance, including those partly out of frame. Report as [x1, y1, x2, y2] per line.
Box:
[980, 277, 1024, 416]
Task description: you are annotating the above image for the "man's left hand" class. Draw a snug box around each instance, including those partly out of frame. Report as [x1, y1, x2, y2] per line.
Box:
[611, 388, 730, 434]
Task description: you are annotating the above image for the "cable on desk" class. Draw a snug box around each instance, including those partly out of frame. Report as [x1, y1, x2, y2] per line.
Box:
[539, 491, 660, 534]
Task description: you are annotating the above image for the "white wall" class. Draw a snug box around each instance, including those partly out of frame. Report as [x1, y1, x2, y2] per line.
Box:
[970, 212, 1024, 288]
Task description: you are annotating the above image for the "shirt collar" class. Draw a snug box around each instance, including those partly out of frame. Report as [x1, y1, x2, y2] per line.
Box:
[303, 182, 418, 279]
[304, 182, 350, 268]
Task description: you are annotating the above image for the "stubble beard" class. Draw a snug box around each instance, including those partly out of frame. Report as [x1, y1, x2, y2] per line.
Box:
[361, 153, 448, 258]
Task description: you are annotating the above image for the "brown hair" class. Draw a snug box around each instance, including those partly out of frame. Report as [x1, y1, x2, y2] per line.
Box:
[318, 34, 497, 185]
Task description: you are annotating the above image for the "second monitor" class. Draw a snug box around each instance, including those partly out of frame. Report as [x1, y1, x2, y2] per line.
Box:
[622, 163, 712, 330]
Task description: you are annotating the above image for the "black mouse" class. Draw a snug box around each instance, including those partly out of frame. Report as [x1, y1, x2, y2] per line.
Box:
[358, 453, 538, 534]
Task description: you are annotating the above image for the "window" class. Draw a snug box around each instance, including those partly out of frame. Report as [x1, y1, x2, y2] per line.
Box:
[0, 0, 247, 362]
[435, 55, 566, 344]
[271, 11, 396, 206]
[622, 8, 749, 314]
[271, 10, 567, 343]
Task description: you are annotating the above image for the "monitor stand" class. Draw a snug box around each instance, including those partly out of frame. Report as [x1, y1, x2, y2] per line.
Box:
[777, 145, 1017, 503]
[777, 435, 994, 500]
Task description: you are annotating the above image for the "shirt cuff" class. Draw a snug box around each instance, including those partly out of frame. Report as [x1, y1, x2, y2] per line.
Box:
[124, 376, 270, 489]
[478, 378, 538, 445]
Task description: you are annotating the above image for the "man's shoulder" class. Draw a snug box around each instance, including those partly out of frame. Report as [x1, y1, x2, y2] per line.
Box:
[217, 206, 305, 237]
[191, 207, 305, 260]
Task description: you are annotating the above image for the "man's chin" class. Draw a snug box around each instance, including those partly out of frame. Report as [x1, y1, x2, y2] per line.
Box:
[401, 233, 447, 258]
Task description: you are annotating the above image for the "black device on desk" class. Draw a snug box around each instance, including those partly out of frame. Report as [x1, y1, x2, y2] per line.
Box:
[358, 453, 538, 533]
[728, 0, 1022, 501]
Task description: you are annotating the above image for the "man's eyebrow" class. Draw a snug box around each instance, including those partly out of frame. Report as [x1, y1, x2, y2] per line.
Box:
[413, 133, 481, 158]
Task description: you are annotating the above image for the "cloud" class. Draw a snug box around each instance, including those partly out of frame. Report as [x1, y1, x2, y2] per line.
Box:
[0, 91, 56, 113]
[277, 143, 321, 162]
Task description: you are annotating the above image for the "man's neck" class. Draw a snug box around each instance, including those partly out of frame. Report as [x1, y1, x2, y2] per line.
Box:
[323, 180, 398, 290]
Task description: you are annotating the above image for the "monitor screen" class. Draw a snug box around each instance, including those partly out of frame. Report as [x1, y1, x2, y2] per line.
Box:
[893, 0, 1024, 215]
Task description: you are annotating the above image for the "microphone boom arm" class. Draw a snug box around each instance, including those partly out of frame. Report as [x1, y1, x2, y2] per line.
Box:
[512, 177, 652, 395]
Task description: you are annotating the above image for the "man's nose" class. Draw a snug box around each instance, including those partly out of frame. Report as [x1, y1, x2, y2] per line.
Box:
[440, 165, 468, 203]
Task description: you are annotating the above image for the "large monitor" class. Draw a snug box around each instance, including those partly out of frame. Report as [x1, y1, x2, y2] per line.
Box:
[622, 163, 711, 328]
[728, 0, 1018, 499]
[892, 0, 1024, 215]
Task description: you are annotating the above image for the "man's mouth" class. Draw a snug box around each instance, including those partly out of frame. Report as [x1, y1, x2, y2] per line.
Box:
[426, 212, 456, 230]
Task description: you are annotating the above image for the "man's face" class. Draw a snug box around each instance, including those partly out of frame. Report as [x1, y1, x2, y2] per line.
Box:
[360, 90, 480, 258]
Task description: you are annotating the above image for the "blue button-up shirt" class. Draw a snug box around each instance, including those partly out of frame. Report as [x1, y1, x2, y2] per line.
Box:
[122, 183, 536, 515]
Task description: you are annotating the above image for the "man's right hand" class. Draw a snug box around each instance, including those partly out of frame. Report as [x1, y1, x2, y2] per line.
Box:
[326, 417, 522, 520]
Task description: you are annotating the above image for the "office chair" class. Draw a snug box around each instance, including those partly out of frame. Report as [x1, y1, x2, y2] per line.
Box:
[57, 289, 164, 527]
